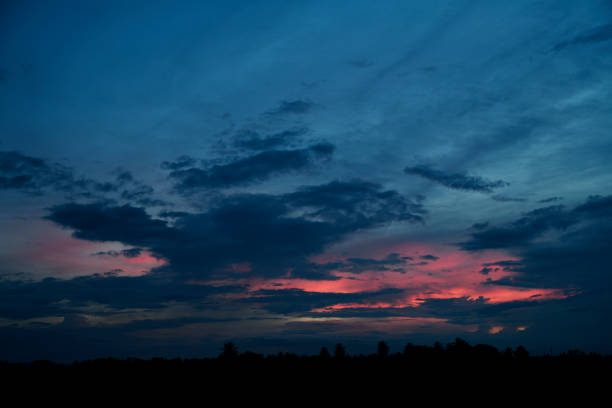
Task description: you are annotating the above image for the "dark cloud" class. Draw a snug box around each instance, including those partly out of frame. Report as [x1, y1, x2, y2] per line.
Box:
[459, 195, 612, 317]
[461, 195, 612, 305]
[92, 248, 142, 258]
[266, 99, 316, 115]
[121, 185, 153, 200]
[45, 203, 175, 246]
[243, 287, 404, 314]
[479, 260, 523, 276]
[482, 260, 523, 268]
[158, 210, 190, 219]
[274, 253, 415, 279]
[491, 195, 527, 203]
[160, 155, 197, 171]
[0, 274, 244, 320]
[460, 195, 612, 251]
[114, 170, 134, 184]
[459, 205, 573, 251]
[572, 194, 612, 218]
[0, 151, 166, 206]
[304, 253, 410, 275]
[45, 180, 425, 281]
[0, 151, 72, 192]
[348, 58, 374, 68]
[538, 196, 563, 203]
[471, 222, 489, 230]
[552, 24, 612, 52]
[420, 254, 439, 261]
[404, 164, 509, 193]
[407, 296, 544, 327]
[285, 179, 425, 226]
[479, 267, 492, 275]
[301, 295, 540, 326]
[233, 127, 307, 151]
[285, 261, 346, 281]
[169, 143, 335, 191]
[495, 223, 612, 291]
[70, 172, 165, 206]
[346, 253, 405, 268]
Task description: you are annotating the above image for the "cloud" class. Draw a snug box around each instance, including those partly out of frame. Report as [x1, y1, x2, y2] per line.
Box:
[491, 195, 527, 203]
[345, 253, 407, 270]
[168, 143, 335, 191]
[300, 296, 540, 326]
[348, 58, 374, 68]
[0, 151, 166, 206]
[0, 151, 72, 192]
[471, 222, 489, 230]
[45, 179, 425, 281]
[93, 248, 142, 258]
[404, 164, 509, 193]
[420, 254, 439, 261]
[538, 196, 563, 203]
[285, 179, 425, 226]
[460, 194, 612, 298]
[266, 99, 316, 115]
[296, 253, 411, 276]
[460, 195, 612, 251]
[119, 182, 167, 207]
[242, 287, 404, 314]
[479, 260, 523, 276]
[160, 155, 197, 171]
[479, 267, 492, 275]
[233, 127, 307, 151]
[115, 170, 133, 184]
[482, 260, 522, 269]
[552, 24, 612, 52]
[459, 205, 574, 251]
[45, 203, 175, 246]
[0, 274, 244, 320]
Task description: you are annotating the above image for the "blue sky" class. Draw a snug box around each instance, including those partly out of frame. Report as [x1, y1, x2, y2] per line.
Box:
[1, 0, 612, 361]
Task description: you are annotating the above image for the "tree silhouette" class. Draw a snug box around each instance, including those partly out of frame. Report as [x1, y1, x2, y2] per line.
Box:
[514, 345, 529, 360]
[334, 343, 346, 359]
[2, 338, 607, 381]
[403, 342, 414, 356]
[221, 341, 238, 358]
[377, 341, 389, 358]
[447, 337, 471, 354]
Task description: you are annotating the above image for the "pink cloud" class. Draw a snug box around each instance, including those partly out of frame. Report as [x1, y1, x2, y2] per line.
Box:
[12, 221, 166, 278]
[200, 241, 569, 311]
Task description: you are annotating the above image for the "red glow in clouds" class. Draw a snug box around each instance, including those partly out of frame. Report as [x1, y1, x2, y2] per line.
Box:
[202, 242, 569, 312]
[18, 225, 166, 278]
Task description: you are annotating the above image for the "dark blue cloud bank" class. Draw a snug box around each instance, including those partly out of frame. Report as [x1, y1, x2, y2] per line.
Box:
[1, 0, 612, 361]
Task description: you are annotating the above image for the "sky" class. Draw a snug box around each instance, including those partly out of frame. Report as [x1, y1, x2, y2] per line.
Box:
[1, 0, 612, 361]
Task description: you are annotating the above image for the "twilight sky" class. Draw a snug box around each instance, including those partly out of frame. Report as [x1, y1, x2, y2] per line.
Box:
[1, 0, 612, 361]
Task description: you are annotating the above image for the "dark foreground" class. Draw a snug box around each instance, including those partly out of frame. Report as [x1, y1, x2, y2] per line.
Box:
[2, 339, 610, 393]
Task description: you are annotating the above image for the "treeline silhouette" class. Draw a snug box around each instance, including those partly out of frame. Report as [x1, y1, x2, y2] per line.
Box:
[3, 339, 606, 395]
[2, 338, 609, 379]
[2, 338, 610, 396]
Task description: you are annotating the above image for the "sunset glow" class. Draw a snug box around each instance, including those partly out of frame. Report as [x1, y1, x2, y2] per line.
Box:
[2, 0, 611, 360]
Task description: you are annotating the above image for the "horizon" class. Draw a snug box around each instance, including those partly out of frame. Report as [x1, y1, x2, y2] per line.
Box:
[1, 0, 612, 362]
[1, 337, 603, 364]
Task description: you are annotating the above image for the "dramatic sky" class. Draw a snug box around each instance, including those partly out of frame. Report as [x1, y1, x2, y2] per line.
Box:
[1, 0, 612, 361]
